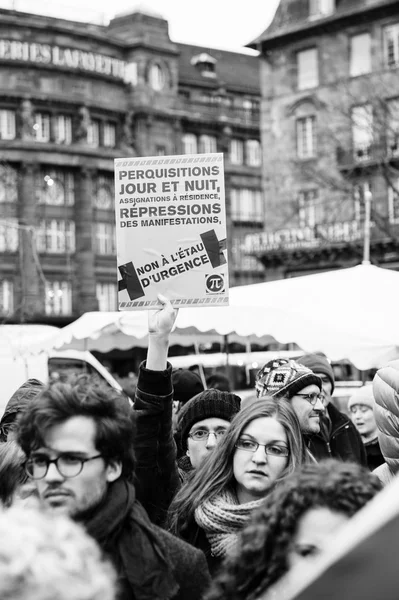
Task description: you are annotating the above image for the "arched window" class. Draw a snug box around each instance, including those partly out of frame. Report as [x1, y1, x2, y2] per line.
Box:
[94, 175, 113, 209]
[149, 63, 165, 91]
[182, 133, 198, 154]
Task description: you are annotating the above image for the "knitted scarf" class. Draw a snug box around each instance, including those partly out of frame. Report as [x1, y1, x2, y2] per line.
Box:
[84, 478, 179, 600]
[194, 488, 265, 558]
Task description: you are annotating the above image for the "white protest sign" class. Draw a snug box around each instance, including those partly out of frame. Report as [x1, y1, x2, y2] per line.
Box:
[114, 153, 229, 310]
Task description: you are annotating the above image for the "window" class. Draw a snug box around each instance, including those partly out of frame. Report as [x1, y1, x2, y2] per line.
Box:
[182, 134, 197, 154]
[388, 179, 399, 223]
[0, 219, 18, 252]
[125, 61, 138, 86]
[0, 165, 18, 203]
[353, 182, 372, 223]
[54, 115, 72, 145]
[231, 238, 263, 271]
[298, 190, 318, 227]
[0, 279, 13, 314]
[37, 170, 75, 206]
[384, 23, 399, 68]
[37, 220, 75, 254]
[199, 135, 217, 153]
[230, 139, 244, 165]
[45, 280, 72, 316]
[297, 48, 318, 90]
[95, 223, 116, 255]
[34, 113, 50, 142]
[149, 64, 165, 91]
[352, 105, 373, 162]
[104, 122, 116, 148]
[231, 188, 263, 223]
[96, 282, 117, 311]
[246, 140, 261, 166]
[350, 33, 371, 77]
[309, 0, 335, 18]
[156, 145, 167, 156]
[88, 120, 100, 147]
[387, 99, 399, 157]
[94, 175, 114, 209]
[296, 116, 316, 158]
[0, 109, 16, 140]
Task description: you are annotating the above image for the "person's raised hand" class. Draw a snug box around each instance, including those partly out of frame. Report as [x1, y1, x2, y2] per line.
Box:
[148, 293, 178, 338]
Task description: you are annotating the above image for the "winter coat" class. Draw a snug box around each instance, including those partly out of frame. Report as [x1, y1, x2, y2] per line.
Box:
[373, 359, 399, 481]
[306, 402, 367, 465]
[0, 378, 44, 441]
[134, 361, 181, 525]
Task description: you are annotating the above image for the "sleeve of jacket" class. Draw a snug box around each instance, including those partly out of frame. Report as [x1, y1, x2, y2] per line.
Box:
[349, 420, 368, 467]
[133, 360, 180, 524]
[373, 359, 399, 476]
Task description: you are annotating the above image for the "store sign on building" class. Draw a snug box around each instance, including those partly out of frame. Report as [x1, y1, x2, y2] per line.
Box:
[0, 39, 126, 80]
[244, 221, 363, 252]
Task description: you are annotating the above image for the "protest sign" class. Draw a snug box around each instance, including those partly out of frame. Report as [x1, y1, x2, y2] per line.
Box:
[114, 153, 229, 310]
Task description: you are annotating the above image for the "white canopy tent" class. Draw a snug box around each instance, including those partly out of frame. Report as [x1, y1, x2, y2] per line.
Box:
[29, 264, 399, 370]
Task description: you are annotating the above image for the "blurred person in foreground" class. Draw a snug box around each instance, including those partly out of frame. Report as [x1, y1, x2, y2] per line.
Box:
[0, 440, 38, 507]
[205, 460, 381, 600]
[373, 359, 399, 485]
[0, 378, 44, 442]
[0, 504, 116, 600]
[133, 295, 240, 523]
[348, 385, 384, 470]
[298, 353, 366, 465]
[16, 375, 211, 600]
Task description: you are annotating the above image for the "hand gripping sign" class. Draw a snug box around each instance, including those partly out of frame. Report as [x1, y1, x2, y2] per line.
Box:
[114, 153, 229, 310]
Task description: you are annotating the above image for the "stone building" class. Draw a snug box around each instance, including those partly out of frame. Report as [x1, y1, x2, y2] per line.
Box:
[246, 0, 399, 279]
[0, 7, 262, 324]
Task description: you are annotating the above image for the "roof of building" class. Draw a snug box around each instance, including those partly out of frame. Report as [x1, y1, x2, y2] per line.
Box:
[177, 43, 260, 94]
[249, 0, 399, 48]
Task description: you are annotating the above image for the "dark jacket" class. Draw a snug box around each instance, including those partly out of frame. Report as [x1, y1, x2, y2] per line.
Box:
[306, 402, 367, 466]
[364, 437, 385, 471]
[179, 515, 223, 578]
[0, 378, 44, 441]
[134, 361, 181, 525]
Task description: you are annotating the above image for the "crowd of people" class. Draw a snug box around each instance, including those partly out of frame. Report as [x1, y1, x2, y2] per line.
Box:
[0, 294, 398, 599]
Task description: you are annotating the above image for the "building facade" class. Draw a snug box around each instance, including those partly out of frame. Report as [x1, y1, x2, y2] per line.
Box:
[0, 7, 263, 325]
[246, 0, 399, 279]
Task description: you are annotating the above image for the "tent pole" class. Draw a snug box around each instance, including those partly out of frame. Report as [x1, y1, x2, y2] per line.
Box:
[194, 341, 207, 389]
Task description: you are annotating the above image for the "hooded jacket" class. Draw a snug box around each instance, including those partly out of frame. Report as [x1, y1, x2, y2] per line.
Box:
[0, 378, 44, 441]
[373, 360, 399, 484]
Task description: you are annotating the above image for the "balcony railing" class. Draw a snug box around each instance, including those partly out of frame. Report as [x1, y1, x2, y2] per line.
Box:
[336, 143, 388, 169]
[178, 98, 260, 126]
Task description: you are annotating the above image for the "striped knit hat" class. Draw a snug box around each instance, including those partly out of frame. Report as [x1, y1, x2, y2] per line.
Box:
[255, 358, 322, 399]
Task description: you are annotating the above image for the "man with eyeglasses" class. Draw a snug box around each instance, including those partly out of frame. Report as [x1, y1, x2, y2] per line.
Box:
[16, 376, 211, 600]
[255, 358, 325, 442]
[298, 353, 367, 466]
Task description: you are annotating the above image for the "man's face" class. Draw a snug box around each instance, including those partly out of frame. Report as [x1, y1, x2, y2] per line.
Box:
[291, 384, 324, 435]
[32, 416, 121, 518]
[186, 417, 230, 469]
[315, 373, 333, 407]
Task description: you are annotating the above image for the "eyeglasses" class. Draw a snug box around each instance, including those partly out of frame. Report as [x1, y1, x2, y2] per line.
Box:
[235, 438, 289, 457]
[188, 428, 227, 442]
[25, 453, 103, 480]
[294, 393, 324, 406]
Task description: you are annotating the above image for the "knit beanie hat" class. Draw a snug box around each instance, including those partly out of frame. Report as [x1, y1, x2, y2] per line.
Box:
[348, 385, 375, 412]
[255, 358, 322, 399]
[172, 369, 204, 406]
[298, 353, 335, 394]
[177, 389, 241, 450]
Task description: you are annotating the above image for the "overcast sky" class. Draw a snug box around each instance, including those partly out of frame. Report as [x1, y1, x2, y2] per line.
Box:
[2, 0, 280, 53]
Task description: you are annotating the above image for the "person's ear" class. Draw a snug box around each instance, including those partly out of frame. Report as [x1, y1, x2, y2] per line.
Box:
[105, 460, 122, 482]
[186, 448, 190, 458]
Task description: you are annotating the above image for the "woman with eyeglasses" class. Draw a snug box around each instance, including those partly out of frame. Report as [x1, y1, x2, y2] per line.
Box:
[167, 397, 309, 575]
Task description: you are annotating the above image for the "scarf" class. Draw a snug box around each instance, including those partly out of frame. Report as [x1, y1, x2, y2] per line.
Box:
[84, 478, 179, 600]
[194, 488, 264, 558]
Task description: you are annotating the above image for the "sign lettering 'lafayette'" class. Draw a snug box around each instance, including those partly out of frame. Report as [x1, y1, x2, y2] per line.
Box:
[0, 39, 126, 79]
[245, 221, 363, 252]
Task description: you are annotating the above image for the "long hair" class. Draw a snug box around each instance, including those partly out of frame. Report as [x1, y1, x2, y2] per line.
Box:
[17, 375, 136, 480]
[168, 397, 308, 536]
[0, 441, 28, 506]
[206, 460, 382, 600]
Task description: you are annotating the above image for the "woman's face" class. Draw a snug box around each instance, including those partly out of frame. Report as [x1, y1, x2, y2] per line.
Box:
[233, 416, 288, 504]
[287, 507, 349, 569]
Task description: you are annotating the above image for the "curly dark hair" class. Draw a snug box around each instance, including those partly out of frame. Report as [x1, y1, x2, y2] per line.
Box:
[16, 375, 136, 481]
[205, 459, 382, 600]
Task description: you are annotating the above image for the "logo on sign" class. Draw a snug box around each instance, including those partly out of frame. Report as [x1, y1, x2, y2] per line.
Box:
[205, 274, 225, 294]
